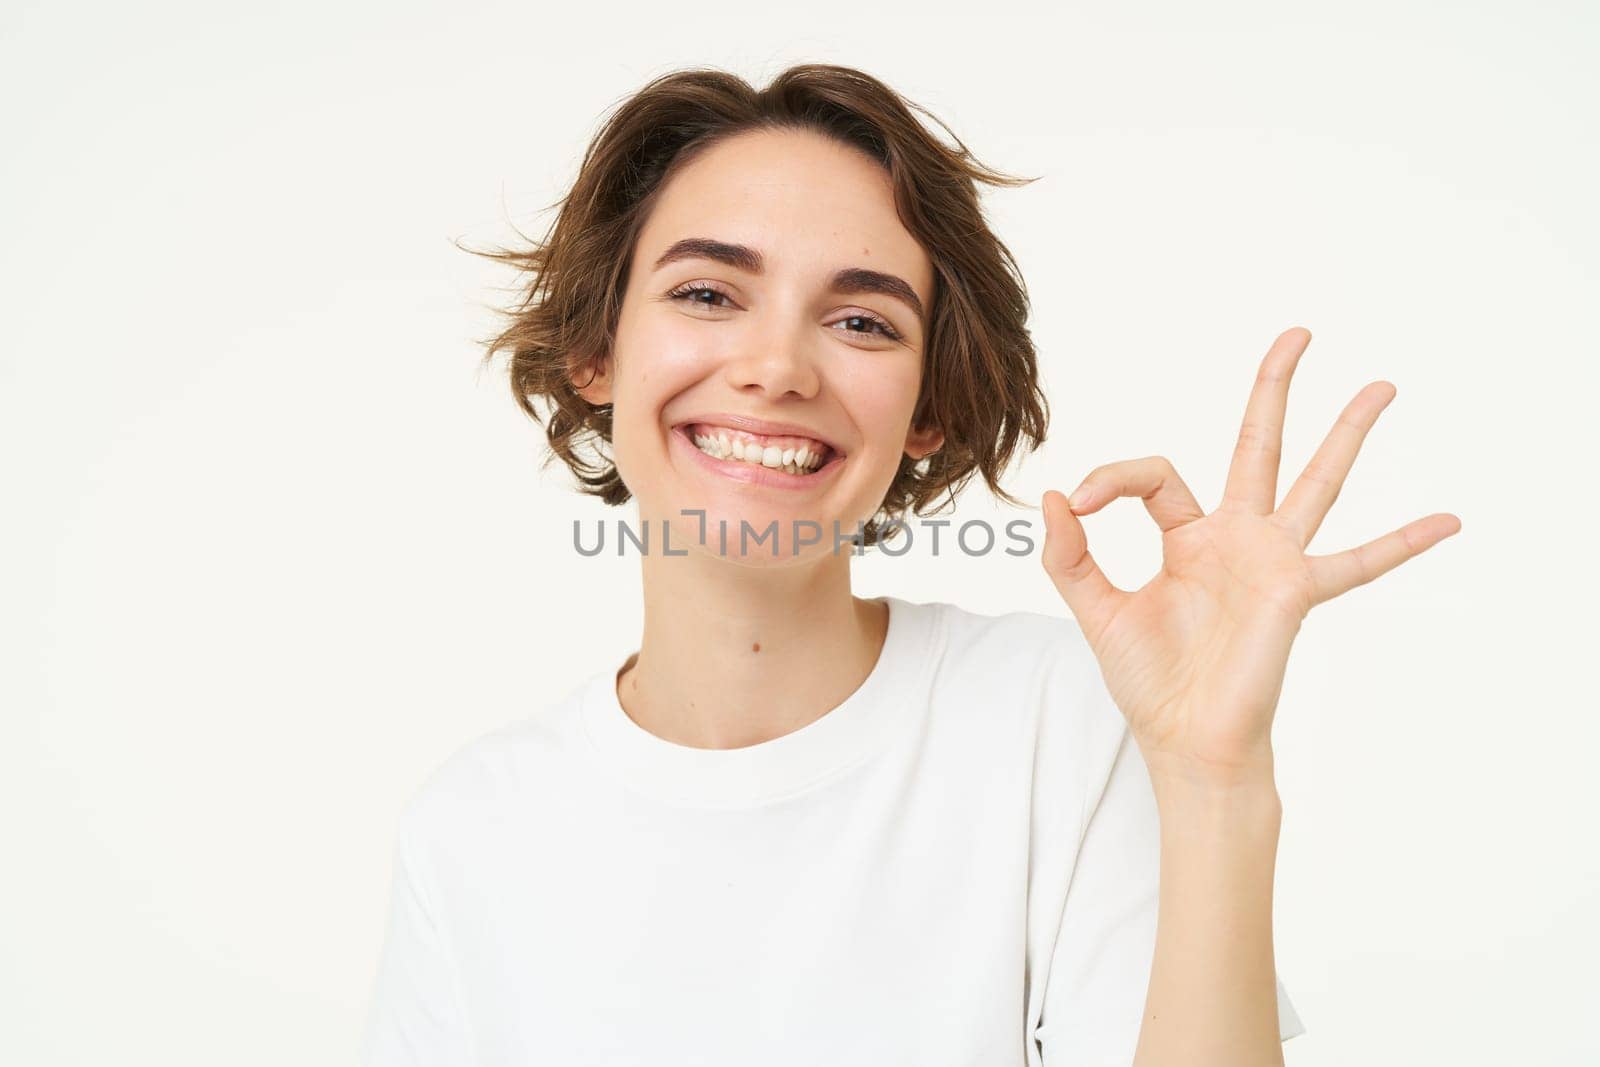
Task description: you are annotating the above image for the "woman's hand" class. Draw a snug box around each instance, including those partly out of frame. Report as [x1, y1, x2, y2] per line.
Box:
[1041, 327, 1460, 791]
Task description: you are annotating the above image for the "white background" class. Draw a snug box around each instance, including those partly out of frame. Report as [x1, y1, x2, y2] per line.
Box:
[5, 2, 1595, 1063]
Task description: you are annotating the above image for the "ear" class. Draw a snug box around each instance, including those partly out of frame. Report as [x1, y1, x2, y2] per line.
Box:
[903, 421, 944, 461]
[569, 351, 613, 406]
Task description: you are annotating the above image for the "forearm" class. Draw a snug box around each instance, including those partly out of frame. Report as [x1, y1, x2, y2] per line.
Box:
[1132, 761, 1285, 1067]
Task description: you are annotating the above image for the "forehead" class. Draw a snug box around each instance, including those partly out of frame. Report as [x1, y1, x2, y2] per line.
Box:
[633, 127, 934, 301]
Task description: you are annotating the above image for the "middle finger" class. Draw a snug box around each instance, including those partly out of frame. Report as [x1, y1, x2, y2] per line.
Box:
[1220, 327, 1311, 514]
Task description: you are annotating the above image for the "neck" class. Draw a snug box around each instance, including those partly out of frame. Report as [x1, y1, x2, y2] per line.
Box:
[616, 542, 887, 750]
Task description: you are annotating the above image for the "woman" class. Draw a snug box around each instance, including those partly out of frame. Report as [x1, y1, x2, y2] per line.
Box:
[362, 64, 1460, 1065]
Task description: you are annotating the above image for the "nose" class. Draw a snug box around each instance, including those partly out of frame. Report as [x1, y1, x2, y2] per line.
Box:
[721, 312, 822, 400]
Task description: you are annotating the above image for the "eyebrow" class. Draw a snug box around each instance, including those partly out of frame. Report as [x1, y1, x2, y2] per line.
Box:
[651, 237, 926, 324]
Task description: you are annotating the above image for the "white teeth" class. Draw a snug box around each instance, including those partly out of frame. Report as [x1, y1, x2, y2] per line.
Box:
[687, 428, 832, 472]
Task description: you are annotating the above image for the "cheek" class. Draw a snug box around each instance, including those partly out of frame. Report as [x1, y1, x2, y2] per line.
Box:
[616, 314, 720, 407]
[607, 315, 719, 467]
[831, 358, 924, 445]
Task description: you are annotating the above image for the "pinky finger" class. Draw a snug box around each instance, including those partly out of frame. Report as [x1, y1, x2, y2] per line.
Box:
[1307, 512, 1463, 605]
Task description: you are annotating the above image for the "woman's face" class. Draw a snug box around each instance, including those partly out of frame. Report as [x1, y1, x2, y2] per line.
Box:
[577, 126, 942, 564]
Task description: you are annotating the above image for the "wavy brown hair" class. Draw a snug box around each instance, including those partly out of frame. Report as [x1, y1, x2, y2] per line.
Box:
[464, 63, 1049, 546]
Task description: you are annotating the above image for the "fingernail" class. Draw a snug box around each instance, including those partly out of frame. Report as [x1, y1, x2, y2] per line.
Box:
[1068, 486, 1092, 508]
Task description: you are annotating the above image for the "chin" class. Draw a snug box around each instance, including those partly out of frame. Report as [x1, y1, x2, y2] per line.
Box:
[650, 501, 866, 565]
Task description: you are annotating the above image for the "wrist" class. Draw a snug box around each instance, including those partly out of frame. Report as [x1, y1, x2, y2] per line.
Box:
[1140, 740, 1277, 793]
[1152, 778, 1283, 836]
[1151, 775, 1283, 862]
[1142, 747, 1282, 823]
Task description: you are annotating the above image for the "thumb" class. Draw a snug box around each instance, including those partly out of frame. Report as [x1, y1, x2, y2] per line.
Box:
[1041, 490, 1123, 640]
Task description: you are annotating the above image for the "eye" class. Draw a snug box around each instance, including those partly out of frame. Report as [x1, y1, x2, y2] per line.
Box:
[665, 282, 904, 343]
[666, 281, 737, 310]
[831, 310, 903, 342]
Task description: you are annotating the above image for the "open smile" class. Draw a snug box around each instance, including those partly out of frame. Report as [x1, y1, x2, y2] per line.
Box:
[669, 421, 847, 490]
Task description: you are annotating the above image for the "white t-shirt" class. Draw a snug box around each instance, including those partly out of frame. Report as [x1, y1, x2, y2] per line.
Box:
[361, 595, 1304, 1065]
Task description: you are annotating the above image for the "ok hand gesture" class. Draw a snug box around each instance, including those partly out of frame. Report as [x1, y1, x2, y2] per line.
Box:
[1041, 327, 1461, 789]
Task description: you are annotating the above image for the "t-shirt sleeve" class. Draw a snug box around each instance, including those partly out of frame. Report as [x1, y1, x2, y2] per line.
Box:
[1034, 722, 1306, 1064]
[360, 806, 474, 1066]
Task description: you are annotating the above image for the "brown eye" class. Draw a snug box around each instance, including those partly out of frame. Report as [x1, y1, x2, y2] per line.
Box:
[667, 283, 735, 308]
[833, 311, 902, 341]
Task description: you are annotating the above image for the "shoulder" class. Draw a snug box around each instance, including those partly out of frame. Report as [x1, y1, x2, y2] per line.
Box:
[897, 596, 1105, 702]
[934, 598, 1088, 662]
[904, 597, 1131, 804]
[394, 673, 596, 847]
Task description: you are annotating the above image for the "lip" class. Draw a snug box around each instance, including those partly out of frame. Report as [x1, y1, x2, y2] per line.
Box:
[671, 412, 846, 459]
[670, 423, 847, 491]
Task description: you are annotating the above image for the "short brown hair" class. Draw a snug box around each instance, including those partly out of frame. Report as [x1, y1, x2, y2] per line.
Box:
[465, 63, 1049, 546]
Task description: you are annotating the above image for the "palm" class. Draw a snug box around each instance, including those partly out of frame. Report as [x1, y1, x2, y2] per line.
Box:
[1092, 511, 1313, 775]
[1042, 328, 1460, 785]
